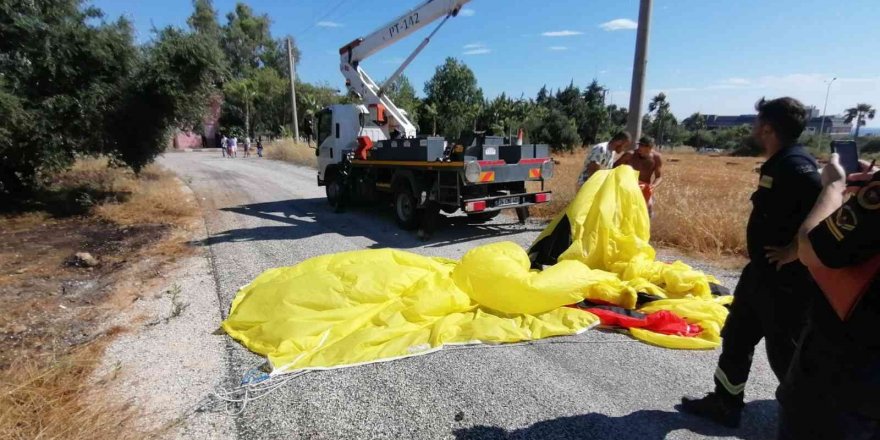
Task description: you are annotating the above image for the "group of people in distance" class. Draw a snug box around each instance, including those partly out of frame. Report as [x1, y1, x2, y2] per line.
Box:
[219, 134, 263, 159]
[578, 131, 663, 216]
[579, 97, 879, 439]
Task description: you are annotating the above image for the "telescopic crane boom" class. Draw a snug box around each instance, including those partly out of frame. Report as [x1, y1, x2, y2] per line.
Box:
[338, 0, 472, 139]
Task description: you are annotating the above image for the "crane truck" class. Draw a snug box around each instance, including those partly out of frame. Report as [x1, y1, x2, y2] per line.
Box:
[315, 0, 554, 233]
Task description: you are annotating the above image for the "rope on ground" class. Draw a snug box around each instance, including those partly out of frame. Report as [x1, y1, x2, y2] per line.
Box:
[212, 370, 311, 415]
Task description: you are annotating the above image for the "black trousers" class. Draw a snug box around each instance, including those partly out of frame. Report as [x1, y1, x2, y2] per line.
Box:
[713, 263, 808, 400]
[777, 328, 880, 439]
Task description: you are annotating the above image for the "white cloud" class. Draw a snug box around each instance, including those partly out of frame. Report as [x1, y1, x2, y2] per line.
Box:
[463, 48, 491, 55]
[463, 43, 485, 50]
[316, 21, 343, 28]
[548, 46, 569, 51]
[541, 30, 583, 37]
[459, 8, 475, 17]
[599, 19, 637, 31]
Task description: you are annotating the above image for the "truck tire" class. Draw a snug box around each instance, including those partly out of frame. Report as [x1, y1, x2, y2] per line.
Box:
[466, 210, 501, 223]
[393, 184, 419, 230]
[325, 171, 345, 213]
[516, 206, 530, 224]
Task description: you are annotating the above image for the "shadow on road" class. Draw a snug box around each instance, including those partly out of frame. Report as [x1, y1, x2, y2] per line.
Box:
[192, 198, 544, 250]
[452, 399, 777, 440]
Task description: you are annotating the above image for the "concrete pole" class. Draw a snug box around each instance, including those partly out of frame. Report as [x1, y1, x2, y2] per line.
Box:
[626, 0, 653, 142]
[287, 37, 300, 140]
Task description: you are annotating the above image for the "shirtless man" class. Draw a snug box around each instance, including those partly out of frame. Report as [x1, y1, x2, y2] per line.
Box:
[623, 136, 663, 216]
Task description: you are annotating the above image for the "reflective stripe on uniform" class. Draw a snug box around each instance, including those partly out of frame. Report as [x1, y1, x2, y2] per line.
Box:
[715, 366, 746, 395]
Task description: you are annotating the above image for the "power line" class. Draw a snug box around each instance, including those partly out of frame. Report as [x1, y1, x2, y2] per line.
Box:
[295, 0, 353, 37]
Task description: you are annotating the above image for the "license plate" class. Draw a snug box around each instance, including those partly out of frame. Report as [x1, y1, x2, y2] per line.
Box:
[495, 196, 521, 207]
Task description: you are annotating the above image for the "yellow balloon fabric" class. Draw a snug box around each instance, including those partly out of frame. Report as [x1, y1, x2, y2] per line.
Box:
[222, 166, 732, 374]
[222, 246, 601, 374]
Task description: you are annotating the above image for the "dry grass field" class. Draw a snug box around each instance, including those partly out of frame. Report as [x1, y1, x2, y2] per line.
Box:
[264, 138, 318, 168]
[1, 158, 198, 440]
[533, 149, 760, 260]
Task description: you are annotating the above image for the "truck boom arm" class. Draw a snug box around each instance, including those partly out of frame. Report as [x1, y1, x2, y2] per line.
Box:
[339, 0, 472, 138]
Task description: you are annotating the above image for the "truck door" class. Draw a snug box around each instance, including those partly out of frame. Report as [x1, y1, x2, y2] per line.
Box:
[316, 108, 335, 180]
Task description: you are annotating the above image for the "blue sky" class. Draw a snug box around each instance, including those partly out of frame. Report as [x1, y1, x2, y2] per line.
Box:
[93, 0, 880, 126]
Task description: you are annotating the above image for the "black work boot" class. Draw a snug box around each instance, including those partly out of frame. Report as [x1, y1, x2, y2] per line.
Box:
[680, 392, 744, 428]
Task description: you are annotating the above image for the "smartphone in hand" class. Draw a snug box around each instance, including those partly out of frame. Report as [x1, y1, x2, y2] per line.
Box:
[831, 140, 860, 175]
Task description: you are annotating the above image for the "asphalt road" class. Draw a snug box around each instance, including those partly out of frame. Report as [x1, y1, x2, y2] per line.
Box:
[160, 151, 777, 440]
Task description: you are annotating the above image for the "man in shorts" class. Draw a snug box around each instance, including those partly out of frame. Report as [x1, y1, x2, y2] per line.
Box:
[626, 136, 663, 216]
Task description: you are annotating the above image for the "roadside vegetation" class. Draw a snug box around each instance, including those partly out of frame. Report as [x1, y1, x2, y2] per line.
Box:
[0, 158, 198, 439]
[264, 138, 317, 168]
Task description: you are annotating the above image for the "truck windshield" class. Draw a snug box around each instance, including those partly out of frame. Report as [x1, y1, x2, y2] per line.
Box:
[317, 110, 332, 145]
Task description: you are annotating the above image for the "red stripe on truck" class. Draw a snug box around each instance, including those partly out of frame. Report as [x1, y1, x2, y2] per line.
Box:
[519, 158, 548, 165]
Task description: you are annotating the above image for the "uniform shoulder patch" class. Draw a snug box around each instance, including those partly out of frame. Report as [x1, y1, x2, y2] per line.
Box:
[857, 181, 880, 210]
[759, 174, 773, 189]
[835, 205, 858, 231]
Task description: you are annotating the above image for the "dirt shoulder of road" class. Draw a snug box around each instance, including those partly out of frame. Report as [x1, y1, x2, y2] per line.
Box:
[0, 158, 230, 439]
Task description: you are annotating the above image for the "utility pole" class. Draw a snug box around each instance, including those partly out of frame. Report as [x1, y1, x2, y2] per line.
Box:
[818, 77, 837, 150]
[626, 0, 653, 142]
[287, 37, 300, 140]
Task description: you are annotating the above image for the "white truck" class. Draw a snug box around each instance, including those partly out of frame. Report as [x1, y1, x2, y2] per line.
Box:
[316, 0, 553, 233]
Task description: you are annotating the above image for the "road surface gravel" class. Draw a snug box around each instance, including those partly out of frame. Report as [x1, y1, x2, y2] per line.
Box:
[157, 152, 777, 440]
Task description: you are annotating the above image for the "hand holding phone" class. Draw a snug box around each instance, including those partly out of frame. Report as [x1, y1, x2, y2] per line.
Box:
[831, 140, 860, 175]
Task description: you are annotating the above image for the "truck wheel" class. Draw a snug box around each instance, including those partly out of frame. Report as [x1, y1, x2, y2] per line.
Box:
[466, 210, 501, 223]
[325, 172, 345, 212]
[440, 206, 458, 215]
[393, 185, 419, 230]
[516, 207, 530, 224]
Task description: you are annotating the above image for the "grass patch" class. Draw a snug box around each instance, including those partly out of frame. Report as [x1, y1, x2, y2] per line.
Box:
[0, 157, 198, 439]
[264, 138, 317, 168]
[0, 341, 139, 440]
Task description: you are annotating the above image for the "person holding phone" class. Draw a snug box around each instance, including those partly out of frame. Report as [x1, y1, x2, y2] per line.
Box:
[776, 154, 880, 439]
[681, 97, 823, 428]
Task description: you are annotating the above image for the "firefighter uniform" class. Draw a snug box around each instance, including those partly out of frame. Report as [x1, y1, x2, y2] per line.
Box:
[777, 172, 880, 439]
[713, 145, 822, 401]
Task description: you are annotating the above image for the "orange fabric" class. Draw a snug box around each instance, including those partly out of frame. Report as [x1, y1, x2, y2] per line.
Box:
[638, 182, 653, 204]
[355, 136, 373, 160]
[807, 254, 880, 320]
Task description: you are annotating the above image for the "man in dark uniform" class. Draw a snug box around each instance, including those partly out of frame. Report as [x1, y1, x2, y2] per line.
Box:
[777, 154, 880, 439]
[680, 97, 822, 427]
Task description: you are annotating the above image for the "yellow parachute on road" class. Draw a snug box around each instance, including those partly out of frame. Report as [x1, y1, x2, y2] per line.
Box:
[222, 166, 730, 374]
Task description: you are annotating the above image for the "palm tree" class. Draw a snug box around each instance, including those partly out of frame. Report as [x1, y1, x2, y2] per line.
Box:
[844, 103, 876, 138]
[648, 93, 670, 148]
[423, 103, 438, 136]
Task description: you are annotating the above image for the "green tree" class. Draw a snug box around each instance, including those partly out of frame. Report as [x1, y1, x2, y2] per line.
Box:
[383, 74, 421, 127]
[423, 58, 484, 139]
[0, 0, 138, 194]
[188, 0, 221, 39]
[844, 103, 876, 138]
[648, 93, 671, 147]
[530, 109, 580, 152]
[109, 28, 227, 170]
[221, 3, 283, 76]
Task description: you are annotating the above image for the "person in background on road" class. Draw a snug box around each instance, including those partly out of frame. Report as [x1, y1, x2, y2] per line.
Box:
[576, 131, 633, 186]
[776, 154, 880, 439]
[680, 97, 822, 429]
[220, 134, 228, 158]
[623, 136, 663, 216]
[229, 136, 238, 158]
[256, 136, 264, 158]
[304, 117, 314, 147]
[244, 136, 251, 158]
